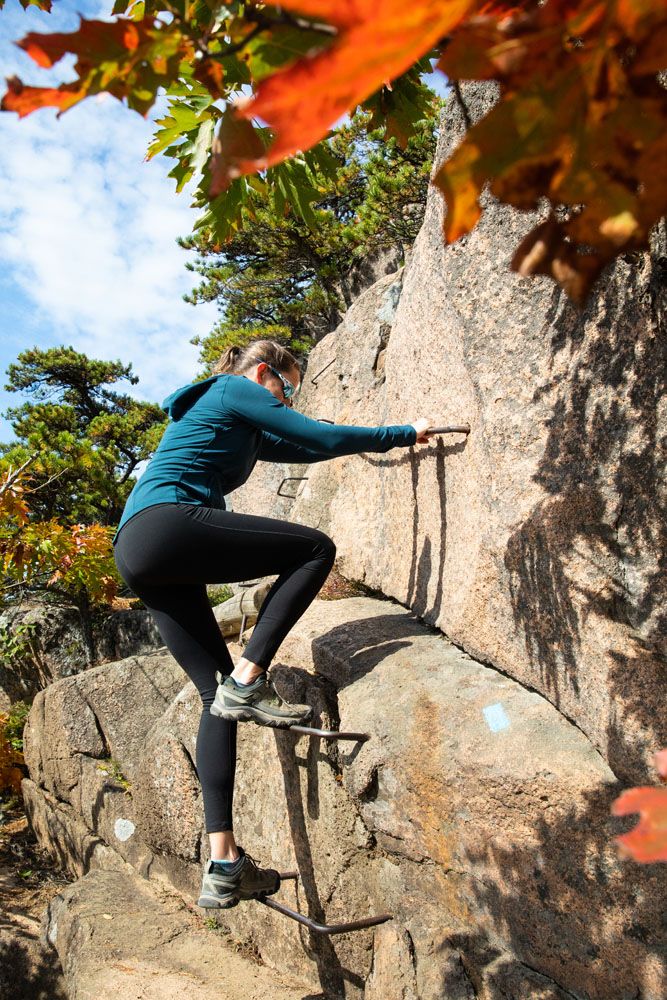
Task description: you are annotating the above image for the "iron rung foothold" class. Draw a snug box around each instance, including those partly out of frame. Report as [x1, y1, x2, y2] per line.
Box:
[311, 358, 335, 386]
[287, 724, 369, 743]
[258, 894, 392, 936]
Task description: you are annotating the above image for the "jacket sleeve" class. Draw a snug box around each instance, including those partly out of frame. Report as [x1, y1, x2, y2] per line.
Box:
[258, 430, 332, 464]
[223, 377, 417, 456]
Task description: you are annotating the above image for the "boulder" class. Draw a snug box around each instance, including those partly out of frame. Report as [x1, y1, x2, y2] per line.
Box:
[231, 83, 666, 786]
[21, 648, 185, 876]
[41, 866, 305, 1000]
[0, 600, 163, 706]
[278, 598, 666, 1000]
[22, 597, 666, 999]
[90, 607, 163, 664]
[0, 603, 87, 707]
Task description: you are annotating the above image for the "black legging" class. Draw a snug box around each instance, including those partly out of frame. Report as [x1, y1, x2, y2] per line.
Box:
[112, 501, 336, 833]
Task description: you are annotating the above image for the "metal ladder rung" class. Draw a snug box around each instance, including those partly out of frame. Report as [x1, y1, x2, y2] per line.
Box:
[288, 724, 369, 743]
[257, 872, 392, 935]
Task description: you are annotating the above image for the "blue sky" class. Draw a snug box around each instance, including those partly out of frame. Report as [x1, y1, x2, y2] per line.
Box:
[0, 0, 218, 444]
[0, 1, 448, 449]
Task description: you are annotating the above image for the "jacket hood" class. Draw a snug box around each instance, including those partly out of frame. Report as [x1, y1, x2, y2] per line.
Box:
[161, 374, 222, 420]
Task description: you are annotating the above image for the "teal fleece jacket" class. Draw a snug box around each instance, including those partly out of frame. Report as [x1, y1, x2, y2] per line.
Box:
[113, 372, 417, 543]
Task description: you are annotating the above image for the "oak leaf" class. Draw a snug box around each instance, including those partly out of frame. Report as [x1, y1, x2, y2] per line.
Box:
[611, 750, 667, 863]
[435, 0, 667, 301]
[2, 76, 85, 118]
[219, 0, 476, 182]
[2, 17, 191, 118]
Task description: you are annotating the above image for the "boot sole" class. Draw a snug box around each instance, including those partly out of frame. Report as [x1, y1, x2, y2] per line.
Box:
[197, 882, 280, 909]
[197, 892, 239, 909]
[210, 699, 313, 729]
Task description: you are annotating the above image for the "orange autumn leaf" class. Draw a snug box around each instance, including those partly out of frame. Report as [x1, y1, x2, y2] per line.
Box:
[434, 0, 667, 301]
[611, 750, 667, 863]
[2, 76, 86, 118]
[224, 0, 476, 179]
[17, 18, 147, 68]
[2, 17, 190, 118]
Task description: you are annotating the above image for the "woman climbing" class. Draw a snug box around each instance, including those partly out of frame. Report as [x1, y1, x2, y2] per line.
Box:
[112, 338, 434, 910]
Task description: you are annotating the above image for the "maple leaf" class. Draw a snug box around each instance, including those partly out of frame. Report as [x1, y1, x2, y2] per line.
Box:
[214, 0, 476, 184]
[611, 750, 667, 864]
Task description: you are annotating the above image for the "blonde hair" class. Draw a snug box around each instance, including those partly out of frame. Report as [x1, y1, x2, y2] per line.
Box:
[211, 339, 299, 377]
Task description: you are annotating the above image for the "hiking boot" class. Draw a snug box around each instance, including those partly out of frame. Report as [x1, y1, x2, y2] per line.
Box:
[197, 846, 280, 909]
[210, 669, 313, 728]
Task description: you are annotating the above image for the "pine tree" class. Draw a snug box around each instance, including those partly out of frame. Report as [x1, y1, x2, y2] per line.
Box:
[1, 347, 166, 525]
[181, 97, 442, 374]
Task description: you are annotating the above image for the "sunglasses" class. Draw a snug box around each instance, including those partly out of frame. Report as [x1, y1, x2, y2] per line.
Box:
[257, 360, 299, 401]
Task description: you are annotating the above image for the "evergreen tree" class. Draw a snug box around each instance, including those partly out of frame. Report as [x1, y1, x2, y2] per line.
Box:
[181, 97, 442, 374]
[0, 347, 166, 525]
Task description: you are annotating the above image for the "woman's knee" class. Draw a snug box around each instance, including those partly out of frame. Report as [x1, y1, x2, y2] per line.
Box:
[313, 530, 336, 565]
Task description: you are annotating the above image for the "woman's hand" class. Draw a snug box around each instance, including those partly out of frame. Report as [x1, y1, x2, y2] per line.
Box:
[411, 418, 436, 444]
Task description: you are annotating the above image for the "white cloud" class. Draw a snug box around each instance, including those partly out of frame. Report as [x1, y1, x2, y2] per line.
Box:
[0, 2, 219, 441]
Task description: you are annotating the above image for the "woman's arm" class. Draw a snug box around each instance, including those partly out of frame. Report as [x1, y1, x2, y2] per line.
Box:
[257, 430, 332, 464]
[224, 376, 417, 456]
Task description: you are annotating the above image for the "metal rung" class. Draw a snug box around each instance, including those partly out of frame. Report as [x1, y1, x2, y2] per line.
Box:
[288, 724, 369, 743]
[258, 873, 392, 935]
[311, 358, 335, 386]
[430, 424, 471, 434]
[277, 476, 308, 498]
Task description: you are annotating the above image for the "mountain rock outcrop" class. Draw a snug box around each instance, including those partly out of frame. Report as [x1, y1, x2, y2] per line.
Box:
[17, 80, 666, 999]
[21, 597, 665, 999]
[232, 82, 666, 787]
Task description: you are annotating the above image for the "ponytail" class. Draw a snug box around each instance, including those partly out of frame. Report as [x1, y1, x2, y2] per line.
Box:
[211, 339, 299, 377]
[212, 345, 244, 374]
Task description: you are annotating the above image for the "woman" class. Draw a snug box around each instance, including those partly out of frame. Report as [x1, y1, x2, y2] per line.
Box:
[112, 339, 434, 910]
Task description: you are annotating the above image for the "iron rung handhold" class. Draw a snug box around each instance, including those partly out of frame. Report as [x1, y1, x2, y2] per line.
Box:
[430, 424, 471, 434]
[287, 724, 369, 743]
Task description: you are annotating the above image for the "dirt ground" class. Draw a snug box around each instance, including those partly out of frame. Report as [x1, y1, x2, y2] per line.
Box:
[0, 795, 72, 1000]
[0, 798, 315, 1000]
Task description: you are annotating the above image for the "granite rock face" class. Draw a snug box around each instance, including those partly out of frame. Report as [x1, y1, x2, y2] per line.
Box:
[17, 83, 666, 1000]
[232, 83, 666, 786]
[22, 598, 666, 1000]
[21, 648, 185, 877]
[0, 600, 163, 708]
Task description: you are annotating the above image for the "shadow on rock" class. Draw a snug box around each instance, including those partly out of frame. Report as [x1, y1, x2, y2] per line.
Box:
[273, 724, 366, 1000]
[365, 436, 467, 625]
[439, 779, 665, 1000]
[504, 241, 667, 780]
[310, 612, 440, 691]
[0, 936, 67, 1000]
